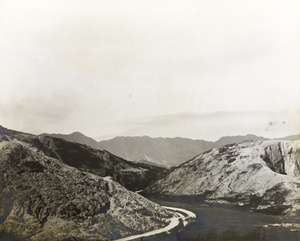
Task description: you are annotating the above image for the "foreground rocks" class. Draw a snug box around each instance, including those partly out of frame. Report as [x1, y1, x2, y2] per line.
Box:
[0, 126, 174, 240]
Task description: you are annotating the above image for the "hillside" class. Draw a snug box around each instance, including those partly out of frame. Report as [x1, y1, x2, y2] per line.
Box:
[40, 132, 99, 149]
[277, 134, 300, 141]
[146, 139, 300, 215]
[213, 134, 268, 148]
[40, 136, 167, 192]
[15, 129, 168, 192]
[0, 126, 175, 240]
[97, 136, 214, 167]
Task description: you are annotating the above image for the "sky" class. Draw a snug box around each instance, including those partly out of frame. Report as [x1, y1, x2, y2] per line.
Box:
[0, 0, 299, 141]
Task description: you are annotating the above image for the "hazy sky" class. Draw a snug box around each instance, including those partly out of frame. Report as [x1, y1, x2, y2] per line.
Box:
[0, 0, 299, 141]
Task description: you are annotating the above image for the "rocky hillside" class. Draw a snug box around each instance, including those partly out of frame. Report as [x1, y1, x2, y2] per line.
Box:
[7, 127, 167, 192]
[40, 136, 167, 192]
[0, 126, 175, 240]
[146, 140, 300, 215]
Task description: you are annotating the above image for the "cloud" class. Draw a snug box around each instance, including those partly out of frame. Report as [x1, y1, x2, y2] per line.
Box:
[1, 0, 299, 139]
[0, 92, 81, 134]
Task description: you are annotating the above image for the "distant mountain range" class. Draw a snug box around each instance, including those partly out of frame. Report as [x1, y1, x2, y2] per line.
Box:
[41, 132, 298, 167]
[277, 134, 300, 141]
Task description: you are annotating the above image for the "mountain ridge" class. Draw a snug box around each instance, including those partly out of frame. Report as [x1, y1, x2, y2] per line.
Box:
[40, 131, 99, 149]
[40, 130, 299, 167]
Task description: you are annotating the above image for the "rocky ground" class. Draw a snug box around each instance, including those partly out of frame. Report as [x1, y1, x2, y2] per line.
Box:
[0, 126, 175, 240]
[146, 140, 300, 215]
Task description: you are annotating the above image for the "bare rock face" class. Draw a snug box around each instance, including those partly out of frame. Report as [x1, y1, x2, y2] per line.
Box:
[261, 143, 286, 174]
[260, 140, 300, 177]
[146, 140, 300, 214]
[0, 127, 174, 240]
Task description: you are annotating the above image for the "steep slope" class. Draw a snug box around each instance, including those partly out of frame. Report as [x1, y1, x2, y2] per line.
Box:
[0, 127, 175, 240]
[146, 140, 300, 214]
[9, 128, 167, 192]
[40, 132, 99, 149]
[41, 136, 167, 191]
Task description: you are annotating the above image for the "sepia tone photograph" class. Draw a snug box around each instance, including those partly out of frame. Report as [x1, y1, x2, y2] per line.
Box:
[0, 0, 300, 240]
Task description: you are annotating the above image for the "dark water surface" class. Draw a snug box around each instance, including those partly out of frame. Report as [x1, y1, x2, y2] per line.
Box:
[139, 198, 300, 241]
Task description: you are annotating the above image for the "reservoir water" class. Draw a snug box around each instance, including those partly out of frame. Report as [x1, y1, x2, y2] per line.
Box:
[139, 198, 300, 241]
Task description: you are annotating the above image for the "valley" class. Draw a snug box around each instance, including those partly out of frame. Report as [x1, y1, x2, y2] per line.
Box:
[141, 198, 300, 241]
[2, 1, 299, 240]
[115, 206, 196, 241]
[1, 125, 300, 240]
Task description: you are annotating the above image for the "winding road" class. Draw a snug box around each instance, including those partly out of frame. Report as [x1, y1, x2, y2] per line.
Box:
[114, 206, 196, 241]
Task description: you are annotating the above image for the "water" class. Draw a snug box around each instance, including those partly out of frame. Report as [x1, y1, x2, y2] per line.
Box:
[138, 198, 300, 241]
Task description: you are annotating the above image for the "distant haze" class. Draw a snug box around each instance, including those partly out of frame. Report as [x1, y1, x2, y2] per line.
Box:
[0, 0, 299, 141]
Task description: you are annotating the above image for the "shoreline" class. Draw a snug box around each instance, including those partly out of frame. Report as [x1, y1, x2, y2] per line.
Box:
[114, 206, 196, 241]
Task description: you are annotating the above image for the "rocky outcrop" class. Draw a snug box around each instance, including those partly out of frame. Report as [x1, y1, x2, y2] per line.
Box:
[0, 132, 175, 240]
[260, 140, 300, 177]
[146, 140, 300, 214]
[261, 143, 286, 174]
